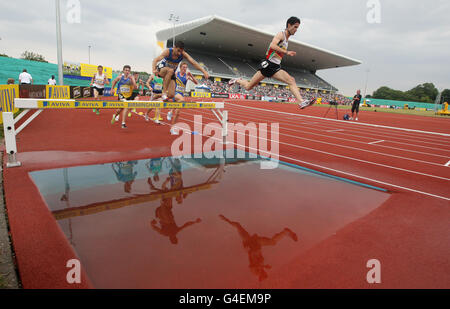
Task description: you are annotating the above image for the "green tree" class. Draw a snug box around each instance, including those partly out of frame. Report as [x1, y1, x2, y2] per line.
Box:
[440, 89, 450, 103]
[406, 83, 438, 103]
[371, 83, 440, 103]
[0, 53, 8, 57]
[21, 50, 48, 63]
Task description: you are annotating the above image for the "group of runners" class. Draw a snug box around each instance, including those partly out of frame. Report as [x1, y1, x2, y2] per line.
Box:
[89, 16, 316, 135]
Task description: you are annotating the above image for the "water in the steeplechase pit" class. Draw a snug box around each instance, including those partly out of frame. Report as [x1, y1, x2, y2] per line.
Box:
[29, 150, 390, 288]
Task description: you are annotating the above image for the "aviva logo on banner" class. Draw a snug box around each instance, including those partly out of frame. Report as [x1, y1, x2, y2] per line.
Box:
[0, 85, 20, 123]
[0, 85, 19, 113]
[191, 92, 211, 98]
[46, 85, 70, 99]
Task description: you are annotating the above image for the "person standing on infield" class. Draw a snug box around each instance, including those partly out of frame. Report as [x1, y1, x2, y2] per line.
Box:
[351, 89, 362, 121]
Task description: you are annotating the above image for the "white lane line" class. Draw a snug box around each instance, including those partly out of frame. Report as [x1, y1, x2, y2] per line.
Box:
[187, 110, 447, 168]
[176, 113, 450, 181]
[193, 108, 450, 159]
[326, 129, 345, 133]
[225, 101, 450, 137]
[369, 140, 385, 145]
[445, 160, 450, 167]
[224, 104, 450, 150]
[159, 112, 450, 202]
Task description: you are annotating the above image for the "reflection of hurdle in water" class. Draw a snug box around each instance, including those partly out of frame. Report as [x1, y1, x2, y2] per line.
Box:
[3, 98, 228, 167]
[146, 156, 224, 244]
[52, 157, 225, 221]
[60, 168, 75, 246]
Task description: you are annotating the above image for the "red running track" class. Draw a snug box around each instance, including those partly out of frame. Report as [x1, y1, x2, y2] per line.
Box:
[2, 99, 450, 288]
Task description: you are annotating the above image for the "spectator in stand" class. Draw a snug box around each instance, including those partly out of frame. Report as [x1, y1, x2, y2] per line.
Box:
[7, 78, 15, 84]
[19, 69, 33, 85]
[48, 75, 57, 85]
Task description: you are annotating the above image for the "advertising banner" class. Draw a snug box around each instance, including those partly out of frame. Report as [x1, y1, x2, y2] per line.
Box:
[46, 85, 70, 99]
[0, 84, 19, 113]
[211, 93, 229, 99]
[19, 84, 46, 99]
[229, 93, 246, 100]
[64, 61, 112, 79]
[82, 87, 93, 98]
[80, 63, 113, 79]
[191, 92, 211, 98]
[71, 86, 82, 99]
[35, 100, 221, 110]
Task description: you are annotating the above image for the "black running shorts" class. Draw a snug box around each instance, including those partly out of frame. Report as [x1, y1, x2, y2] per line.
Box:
[118, 92, 138, 101]
[351, 101, 360, 113]
[259, 59, 281, 78]
[92, 86, 104, 95]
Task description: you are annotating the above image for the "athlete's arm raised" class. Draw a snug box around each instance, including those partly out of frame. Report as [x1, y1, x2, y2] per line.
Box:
[269, 32, 296, 57]
[130, 75, 137, 90]
[183, 52, 210, 79]
[152, 49, 170, 74]
[187, 71, 199, 85]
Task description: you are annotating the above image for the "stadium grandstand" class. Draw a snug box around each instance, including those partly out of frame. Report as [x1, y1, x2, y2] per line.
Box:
[156, 15, 361, 98]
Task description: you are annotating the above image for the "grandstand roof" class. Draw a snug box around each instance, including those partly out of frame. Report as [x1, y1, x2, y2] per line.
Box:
[156, 15, 361, 72]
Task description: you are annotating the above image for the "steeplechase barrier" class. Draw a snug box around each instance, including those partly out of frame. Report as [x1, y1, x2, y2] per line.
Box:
[2, 98, 228, 167]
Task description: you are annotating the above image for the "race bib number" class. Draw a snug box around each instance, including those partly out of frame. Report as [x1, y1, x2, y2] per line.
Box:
[120, 86, 130, 93]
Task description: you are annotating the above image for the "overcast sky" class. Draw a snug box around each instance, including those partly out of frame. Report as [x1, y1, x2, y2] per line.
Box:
[1, 0, 449, 95]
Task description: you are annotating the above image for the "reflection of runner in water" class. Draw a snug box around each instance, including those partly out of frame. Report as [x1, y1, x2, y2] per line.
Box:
[165, 158, 186, 204]
[146, 158, 164, 182]
[149, 158, 200, 244]
[112, 161, 138, 193]
[219, 214, 298, 281]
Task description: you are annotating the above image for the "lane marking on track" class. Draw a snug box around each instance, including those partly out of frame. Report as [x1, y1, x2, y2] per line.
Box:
[326, 129, 345, 133]
[369, 140, 385, 145]
[176, 113, 450, 181]
[225, 102, 450, 137]
[159, 111, 450, 202]
[186, 109, 448, 167]
[223, 104, 450, 150]
[445, 160, 450, 167]
[192, 108, 450, 159]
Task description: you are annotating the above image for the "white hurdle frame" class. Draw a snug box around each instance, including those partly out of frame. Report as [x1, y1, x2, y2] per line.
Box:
[3, 98, 228, 168]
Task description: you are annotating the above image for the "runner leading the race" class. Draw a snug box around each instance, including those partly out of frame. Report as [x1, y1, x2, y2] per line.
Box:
[228, 16, 316, 109]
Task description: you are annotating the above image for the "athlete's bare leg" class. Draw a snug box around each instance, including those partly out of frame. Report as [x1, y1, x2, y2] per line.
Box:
[234, 71, 265, 91]
[146, 93, 163, 120]
[121, 108, 128, 126]
[158, 67, 175, 98]
[271, 70, 304, 102]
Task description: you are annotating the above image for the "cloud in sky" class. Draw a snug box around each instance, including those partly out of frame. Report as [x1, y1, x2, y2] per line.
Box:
[0, 0, 449, 95]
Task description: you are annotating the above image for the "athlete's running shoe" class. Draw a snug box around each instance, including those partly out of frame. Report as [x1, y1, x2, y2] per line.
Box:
[111, 115, 116, 124]
[161, 93, 168, 101]
[170, 127, 179, 135]
[299, 98, 316, 109]
[95, 109, 100, 115]
[167, 111, 173, 121]
[228, 78, 239, 86]
[121, 123, 127, 129]
[145, 114, 150, 122]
